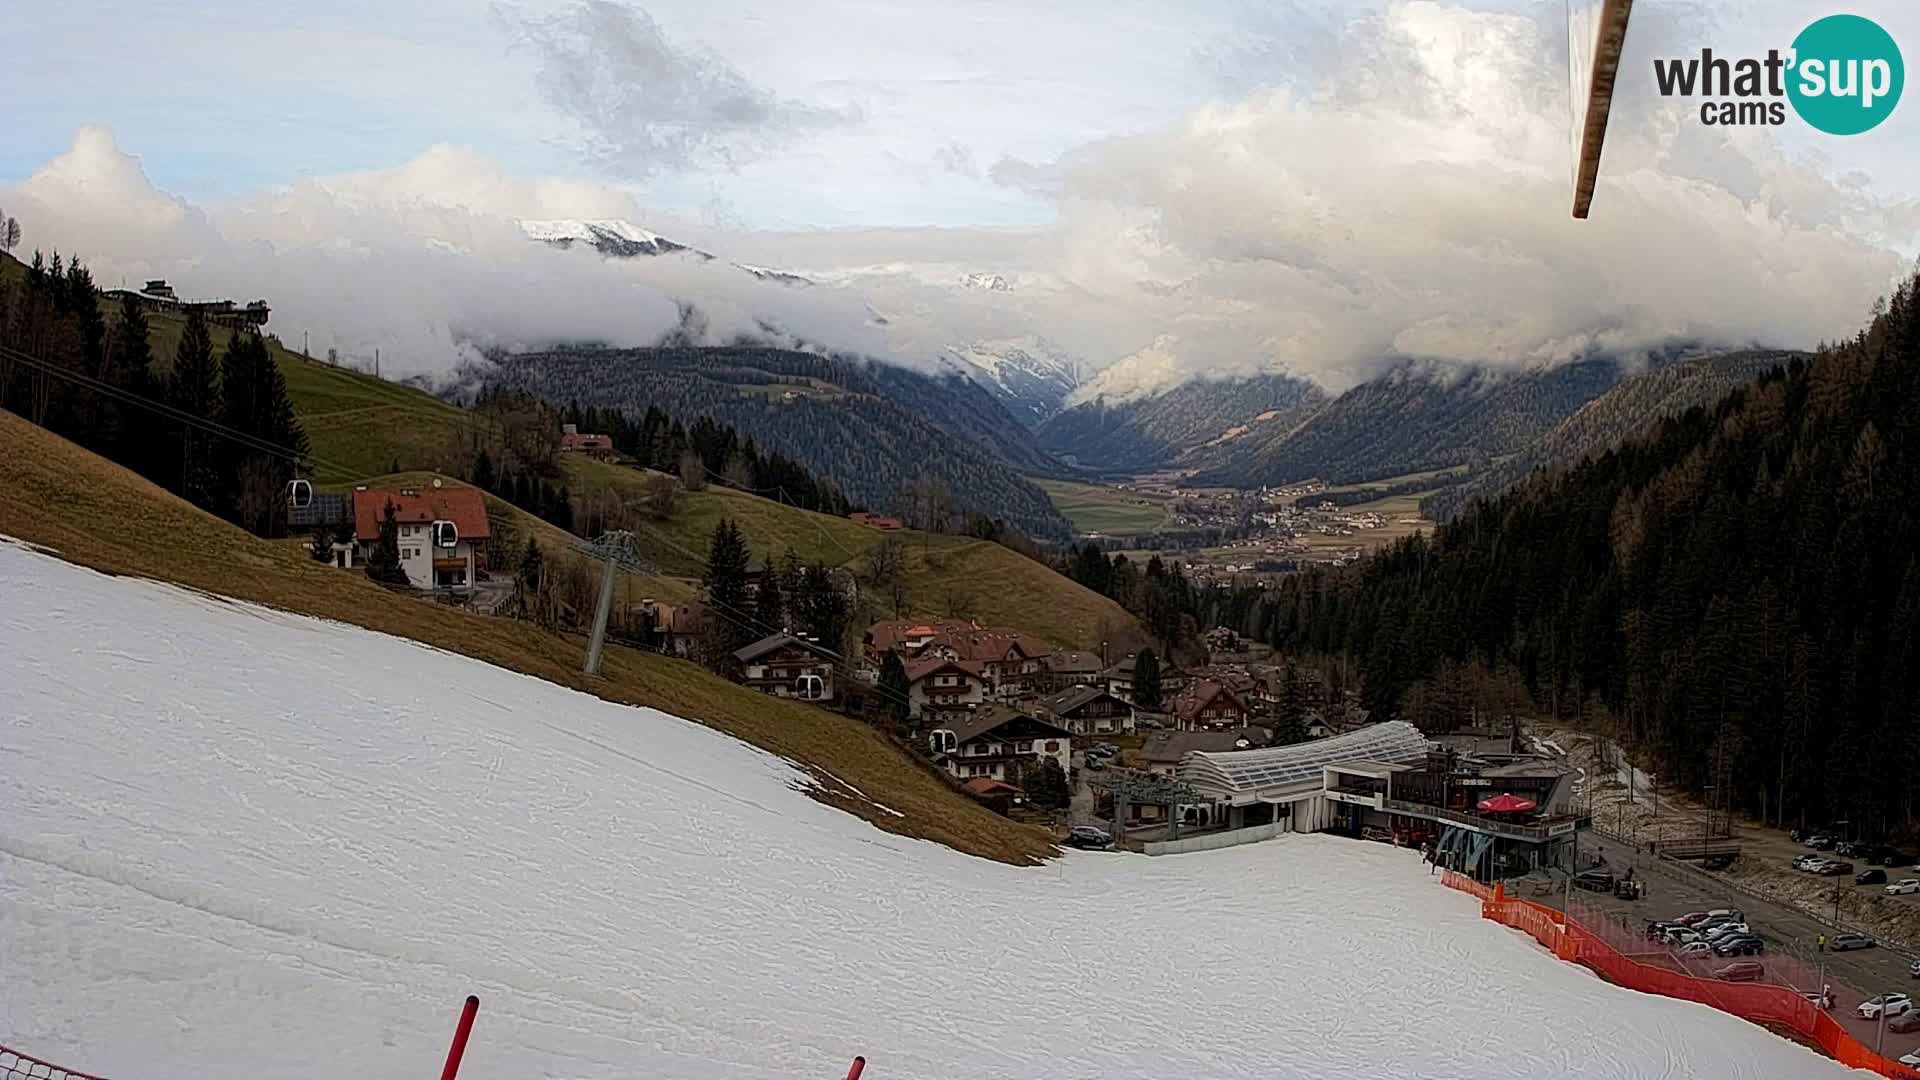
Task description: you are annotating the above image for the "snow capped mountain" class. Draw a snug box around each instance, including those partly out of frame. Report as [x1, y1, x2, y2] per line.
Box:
[519, 218, 705, 259]
[938, 337, 1084, 427]
[734, 262, 815, 287]
[960, 271, 1013, 292]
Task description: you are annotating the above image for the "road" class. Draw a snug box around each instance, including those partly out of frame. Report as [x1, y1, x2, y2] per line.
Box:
[1550, 836, 1920, 1066]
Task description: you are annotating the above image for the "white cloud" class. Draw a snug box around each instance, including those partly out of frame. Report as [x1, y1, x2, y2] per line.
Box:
[5, 2, 1917, 400]
[494, 1, 861, 176]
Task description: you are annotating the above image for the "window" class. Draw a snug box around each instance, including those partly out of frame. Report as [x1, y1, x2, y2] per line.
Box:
[1044, 741, 1059, 752]
[1016, 741, 1033, 753]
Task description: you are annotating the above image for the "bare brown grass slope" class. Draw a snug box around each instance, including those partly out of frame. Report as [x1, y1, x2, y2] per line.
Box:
[0, 409, 1052, 865]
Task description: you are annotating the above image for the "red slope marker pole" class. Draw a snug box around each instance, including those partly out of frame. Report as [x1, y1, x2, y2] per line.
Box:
[845, 1056, 867, 1080]
[441, 995, 481, 1080]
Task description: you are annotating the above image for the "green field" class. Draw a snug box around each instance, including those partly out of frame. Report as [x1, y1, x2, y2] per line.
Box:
[1036, 478, 1174, 535]
[124, 300, 466, 485]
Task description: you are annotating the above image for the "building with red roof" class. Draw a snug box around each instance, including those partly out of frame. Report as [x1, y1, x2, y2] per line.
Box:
[350, 483, 491, 591]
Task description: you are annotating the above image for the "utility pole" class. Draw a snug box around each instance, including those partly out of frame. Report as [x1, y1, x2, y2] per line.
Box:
[575, 531, 659, 677]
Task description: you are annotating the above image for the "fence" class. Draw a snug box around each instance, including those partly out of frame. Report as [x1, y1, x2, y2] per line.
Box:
[1440, 872, 1920, 1078]
[2, 1046, 109, 1080]
[1142, 822, 1282, 856]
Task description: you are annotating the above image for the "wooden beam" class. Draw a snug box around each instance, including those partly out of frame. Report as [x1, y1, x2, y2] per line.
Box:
[1572, 0, 1635, 220]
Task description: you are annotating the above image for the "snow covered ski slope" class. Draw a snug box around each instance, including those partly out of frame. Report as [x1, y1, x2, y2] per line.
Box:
[0, 541, 1869, 1079]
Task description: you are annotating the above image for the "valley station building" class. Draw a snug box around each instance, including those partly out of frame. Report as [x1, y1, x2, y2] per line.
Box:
[1173, 721, 1592, 878]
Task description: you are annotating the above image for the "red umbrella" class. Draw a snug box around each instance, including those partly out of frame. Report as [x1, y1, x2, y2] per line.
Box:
[1478, 793, 1538, 813]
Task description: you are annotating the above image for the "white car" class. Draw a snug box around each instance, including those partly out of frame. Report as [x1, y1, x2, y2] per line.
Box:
[1903, 1050, 1920, 1068]
[1664, 928, 1701, 946]
[1677, 941, 1714, 957]
[1889, 879, 1920, 895]
[1859, 993, 1912, 1020]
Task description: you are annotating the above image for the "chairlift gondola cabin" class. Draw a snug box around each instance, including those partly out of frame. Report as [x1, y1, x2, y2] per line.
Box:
[795, 673, 826, 701]
[929, 729, 959, 756]
[287, 478, 313, 509]
[431, 519, 459, 549]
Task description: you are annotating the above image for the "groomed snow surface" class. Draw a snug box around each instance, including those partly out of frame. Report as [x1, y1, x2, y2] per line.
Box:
[0, 541, 1867, 1080]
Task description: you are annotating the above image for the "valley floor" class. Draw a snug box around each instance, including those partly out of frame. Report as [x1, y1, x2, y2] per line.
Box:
[0, 541, 1865, 1080]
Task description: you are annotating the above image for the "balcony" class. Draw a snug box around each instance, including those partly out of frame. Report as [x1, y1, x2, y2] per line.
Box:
[1381, 797, 1592, 843]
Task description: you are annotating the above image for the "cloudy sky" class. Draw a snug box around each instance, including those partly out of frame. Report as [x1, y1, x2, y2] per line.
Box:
[3, 0, 1918, 392]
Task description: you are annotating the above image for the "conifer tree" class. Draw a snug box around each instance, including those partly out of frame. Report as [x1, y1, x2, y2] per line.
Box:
[1274, 665, 1309, 745]
[703, 518, 754, 661]
[166, 309, 220, 509]
[1134, 648, 1163, 710]
[752, 553, 785, 634]
[878, 650, 912, 735]
[365, 502, 411, 587]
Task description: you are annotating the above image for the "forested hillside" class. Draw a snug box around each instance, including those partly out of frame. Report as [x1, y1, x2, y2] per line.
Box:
[1036, 374, 1325, 475]
[1191, 359, 1629, 488]
[1422, 350, 1802, 520]
[1228, 280, 1920, 838]
[492, 347, 1072, 540]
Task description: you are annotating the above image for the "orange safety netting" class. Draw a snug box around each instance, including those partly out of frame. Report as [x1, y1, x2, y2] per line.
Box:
[1439, 873, 1920, 1078]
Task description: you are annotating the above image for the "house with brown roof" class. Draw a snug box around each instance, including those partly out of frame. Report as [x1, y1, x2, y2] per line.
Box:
[559, 424, 614, 459]
[928, 704, 1072, 784]
[1043, 650, 1105, 691]
[1170, 680, 1252, 732]
[350, 484, 490, 591]
[1037, 686, 1135, 737]
[1141, 728, 1272, 777]
[847, 511, 903, 530]
[733, 632, 840, 703]
[906, 658, 989, 724]
[864, 619, 1051, 698]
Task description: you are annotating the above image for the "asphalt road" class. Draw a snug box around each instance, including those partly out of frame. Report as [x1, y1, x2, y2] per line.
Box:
[1550, 841, 1920, 1066]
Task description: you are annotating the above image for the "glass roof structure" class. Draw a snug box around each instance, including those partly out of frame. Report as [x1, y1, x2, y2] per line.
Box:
[1179, 721, 1431, 795]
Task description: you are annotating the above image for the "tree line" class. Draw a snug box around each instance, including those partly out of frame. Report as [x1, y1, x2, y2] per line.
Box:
[700, 516, 854, 670]
[0, 250, 307, 537]
[1209, 271, 1920, 841]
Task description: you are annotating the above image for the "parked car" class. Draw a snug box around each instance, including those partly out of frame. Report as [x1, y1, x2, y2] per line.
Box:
[1909, 959, 1920, 980]
[1713, 936, 1766, 956]
[1575, 870, 1615, 892]
[1707, 907, 1744, 920]
[1831, 932, 1877, 951]
[1820, 861, 1856, 876]
[1084, 757, 1107, 772]
[1887, 879, 1920, 896]
[1646, 921, 1678, 940]
[1891, 1011, 1920, 1033]
[1836, 841, 1860, 857]
[1674, 911, 1711, 926]
[1066, 825, 1114, 850]
[1677, 941, 1714, 957]
[1704, 924, 1752, 942]
[1899, 1049, 1920, 1069]
[1809, 834, 1837, 849]
[1859, 993, 1913, 1019]
[1795, 855, 1828, 872]
[1858, 868, 1889, 885]
[1803, 990, 1836, 1010]
[1716, 961, 1766, 982]
[1664, 928, 1702, 946]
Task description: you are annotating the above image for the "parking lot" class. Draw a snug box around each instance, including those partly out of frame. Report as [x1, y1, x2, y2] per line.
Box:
[1550, 840, 1920, 1066]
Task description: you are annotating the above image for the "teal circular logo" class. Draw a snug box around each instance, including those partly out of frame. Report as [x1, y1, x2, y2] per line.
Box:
[1788, 15, 1903, 135]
